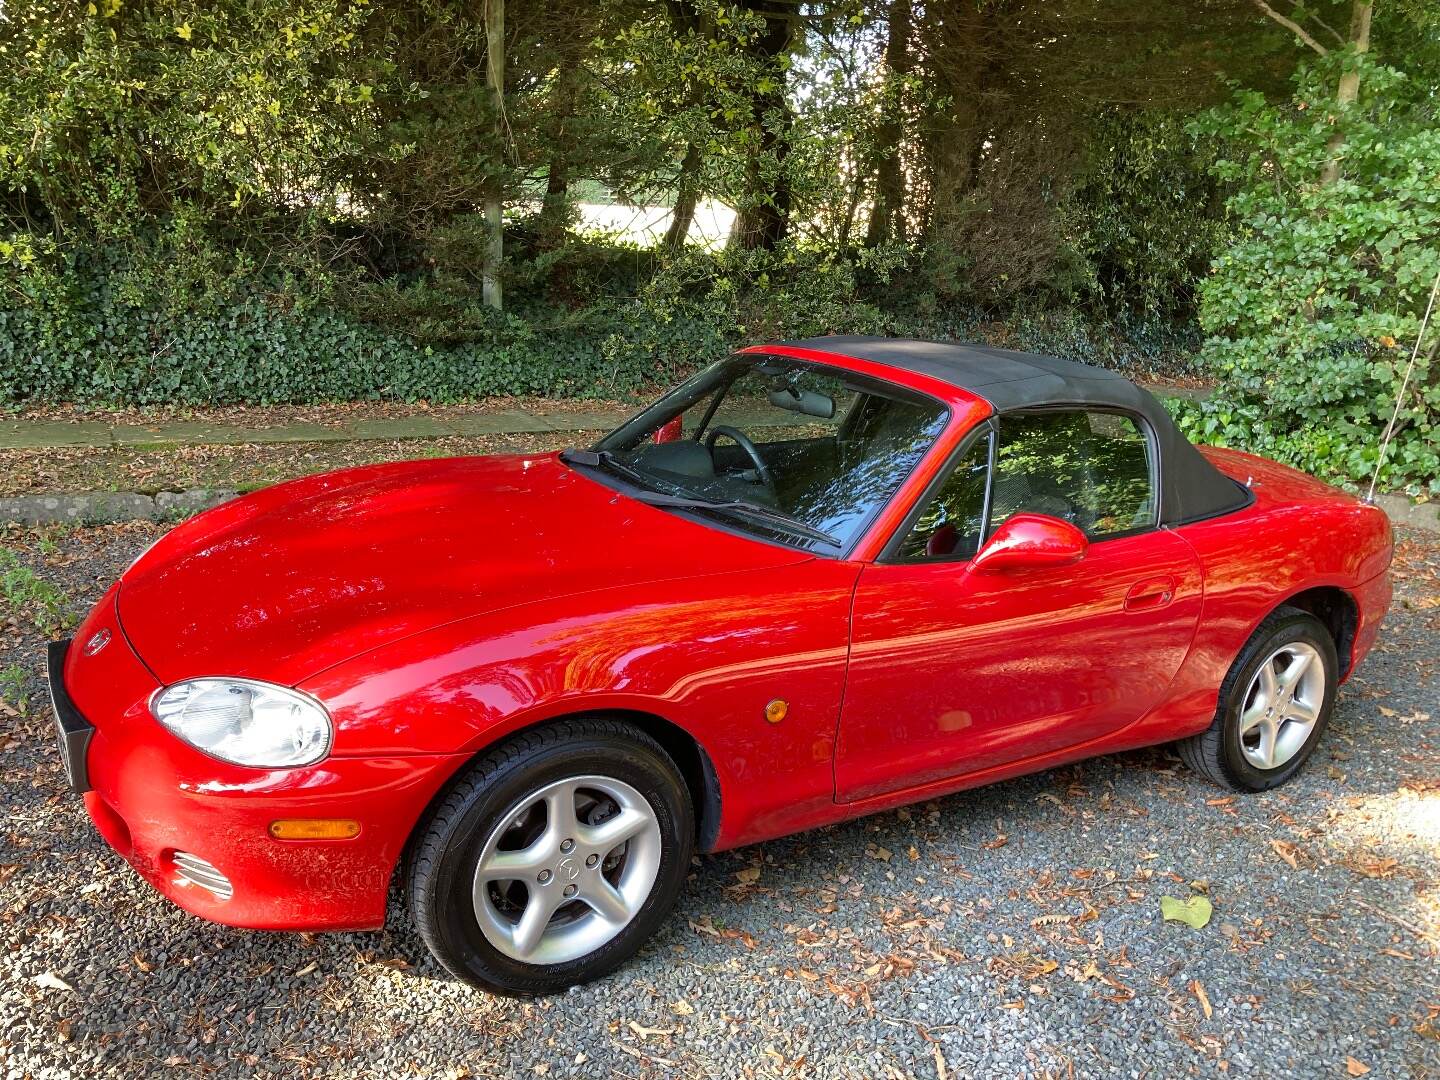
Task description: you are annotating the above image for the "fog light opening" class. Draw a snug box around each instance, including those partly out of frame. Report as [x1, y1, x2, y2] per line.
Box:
[170, 851, 234, 901]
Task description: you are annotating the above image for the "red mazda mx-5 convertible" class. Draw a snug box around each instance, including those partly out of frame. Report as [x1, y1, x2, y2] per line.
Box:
[49, 337, 1392, 994]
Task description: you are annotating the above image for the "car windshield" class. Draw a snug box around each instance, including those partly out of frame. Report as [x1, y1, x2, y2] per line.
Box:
[582, 354, 949, 554]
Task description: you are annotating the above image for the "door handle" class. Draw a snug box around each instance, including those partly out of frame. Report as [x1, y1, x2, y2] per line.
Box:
[1124, 576, 1177, 611]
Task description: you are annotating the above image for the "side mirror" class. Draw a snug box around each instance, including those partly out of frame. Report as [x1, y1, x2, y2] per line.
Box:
[653, 417, 684, 444]
[972, 513, 1088, 572]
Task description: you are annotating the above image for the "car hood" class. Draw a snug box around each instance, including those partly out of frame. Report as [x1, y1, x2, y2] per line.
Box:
[118, 454, 811, 686]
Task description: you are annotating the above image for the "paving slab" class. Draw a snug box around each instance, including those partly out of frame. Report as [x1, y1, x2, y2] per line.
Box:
[0, 420, 115, 450]
[108, 421, 342, 447]
[346, 416, 471, 440]
[444, 410, 600, 436]
[525, 408, 639, 432]
[1373, 492, 1440, 531]
[0, 407, 632, 451]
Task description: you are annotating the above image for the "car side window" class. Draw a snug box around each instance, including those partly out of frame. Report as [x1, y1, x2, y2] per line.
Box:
[988, 410, 1155, 538]
[895, 436, 991, 561]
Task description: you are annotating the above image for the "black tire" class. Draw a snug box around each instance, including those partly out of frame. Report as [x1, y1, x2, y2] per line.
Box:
[1178, 605, 1338, 792]
[407, 717, 694, 995]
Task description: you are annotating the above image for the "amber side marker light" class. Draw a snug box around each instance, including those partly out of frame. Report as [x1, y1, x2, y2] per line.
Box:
[268, 819, 361, 841]
[764, 698, 788, 724]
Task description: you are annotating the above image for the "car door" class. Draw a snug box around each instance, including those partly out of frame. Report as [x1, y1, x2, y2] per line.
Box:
[834, 408, 1204, 803]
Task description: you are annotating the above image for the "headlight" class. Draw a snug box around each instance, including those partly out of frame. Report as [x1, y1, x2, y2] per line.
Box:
[150, 679, 332, 767]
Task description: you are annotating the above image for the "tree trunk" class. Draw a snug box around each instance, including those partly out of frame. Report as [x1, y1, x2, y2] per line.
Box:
[539, 62, 582, 240]
[482, 0, 504, 310]
[865, 0, 913, 248]
[663, 1, 706, 251]
[730, 114, 793, 250]
[1319, 0, 1372, 185]
[923, 6, 989, 251]
[664, 143, 703, 249]
[729, 5, 797, 251]
[837, 166, 864, 251]
[541, 160, 568, 222]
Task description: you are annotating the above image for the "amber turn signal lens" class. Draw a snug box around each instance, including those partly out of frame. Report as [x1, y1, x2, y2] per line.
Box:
[268, 818, 361, 841]
[764, 698, 788, 724]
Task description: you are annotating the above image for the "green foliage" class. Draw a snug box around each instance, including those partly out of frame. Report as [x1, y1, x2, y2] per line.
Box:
[0, 547, 70, 636]
[1159, 894, 1213, 930]
[0, 0, 381, 235]
[0, 242, 721, 404]
[1066, 111, 1228, 319]
[0, 662, 30, 715]
[0, 228, 1196, 407]
[1181, 58, 1440, 494]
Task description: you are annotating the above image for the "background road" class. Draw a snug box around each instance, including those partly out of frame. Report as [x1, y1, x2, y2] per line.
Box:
[3, 524, 1437, 1079]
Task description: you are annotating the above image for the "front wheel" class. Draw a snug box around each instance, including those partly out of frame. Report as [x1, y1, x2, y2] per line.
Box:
[408, 718, 694, 995]
[1178, 605, 1338, 792]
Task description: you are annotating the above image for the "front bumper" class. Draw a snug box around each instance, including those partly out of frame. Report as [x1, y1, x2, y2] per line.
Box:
[47, 640, 94, 792]
[52, 608, 469, 932]
[81, 732, 466, 931]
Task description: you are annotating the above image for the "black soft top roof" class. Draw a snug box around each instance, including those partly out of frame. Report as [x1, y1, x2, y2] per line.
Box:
[776, 335, 1249, 526]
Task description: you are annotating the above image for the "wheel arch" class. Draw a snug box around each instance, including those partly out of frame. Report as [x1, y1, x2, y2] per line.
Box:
[1277, 584, 1359, 677]
[402, 708, 724, 871]
[597, 708, 724, 853]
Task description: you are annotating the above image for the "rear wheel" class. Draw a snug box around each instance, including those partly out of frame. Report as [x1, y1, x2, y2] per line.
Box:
[1178, 606, 1337, 792]
[408, 718, 693, 995]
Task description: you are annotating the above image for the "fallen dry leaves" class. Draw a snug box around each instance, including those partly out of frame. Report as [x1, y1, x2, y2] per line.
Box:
[1188, 979, 1213, 1020]
[1270, 839, 1305, 869]
[625, 1020, 674, 1040]
[1344, 853, 1400, 879]
[1064, 958, 1134, 1002]
[687, 914, 755, 949]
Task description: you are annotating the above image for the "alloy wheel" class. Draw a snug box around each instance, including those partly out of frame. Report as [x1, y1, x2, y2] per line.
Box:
[471, 775, 662, 965]
[1238, 641, 1326, 770]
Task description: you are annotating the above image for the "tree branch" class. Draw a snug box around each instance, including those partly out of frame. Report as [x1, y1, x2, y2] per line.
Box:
[1252, 0, 1330, 56]
[1300, 4, 1348, 47]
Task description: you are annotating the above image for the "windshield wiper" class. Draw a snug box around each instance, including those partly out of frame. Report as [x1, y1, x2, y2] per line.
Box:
[627, 490, 842, 549]
[562, 448, 841, 548]
[559, 447, 652, 486]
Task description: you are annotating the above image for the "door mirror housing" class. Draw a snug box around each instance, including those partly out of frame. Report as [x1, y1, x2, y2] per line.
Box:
[652, 416, 684, 444]
[972, 513, 1088, 572]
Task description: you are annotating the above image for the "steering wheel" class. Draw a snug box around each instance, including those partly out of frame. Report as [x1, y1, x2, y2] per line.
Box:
[703, 425, 775, 490]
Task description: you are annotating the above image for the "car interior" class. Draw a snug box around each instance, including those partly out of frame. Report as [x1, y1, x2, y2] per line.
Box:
[901, 409, 1157, 561]
[620, 363, 947, 547]
[605, 357, 1153, 558]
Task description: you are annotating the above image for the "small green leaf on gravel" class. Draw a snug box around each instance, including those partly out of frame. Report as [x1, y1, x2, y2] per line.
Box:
[1160, 895, 1213, 929]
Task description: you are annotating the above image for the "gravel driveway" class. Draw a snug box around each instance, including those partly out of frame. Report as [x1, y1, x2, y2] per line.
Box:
[3, 523, 1437, 1079]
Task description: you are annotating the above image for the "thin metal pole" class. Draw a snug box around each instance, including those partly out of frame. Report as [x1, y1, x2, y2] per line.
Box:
[1367, 266, 1440, 503]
